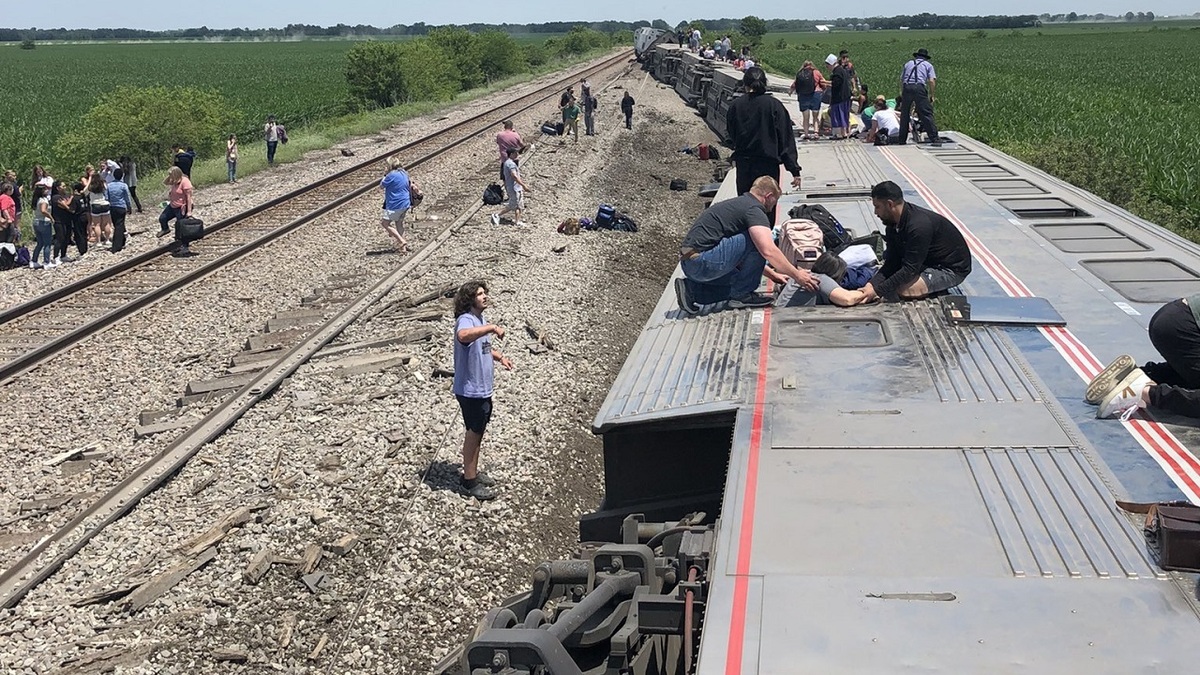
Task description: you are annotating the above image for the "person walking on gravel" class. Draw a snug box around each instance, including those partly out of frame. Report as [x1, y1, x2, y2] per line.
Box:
[495, 120, 525, 181]
[490, 148, 529, 226]
[621, 91, 636, 129]
[452, 280, 513, 501]
[158, 166, 193, 239]
[379, 156, 417, 253]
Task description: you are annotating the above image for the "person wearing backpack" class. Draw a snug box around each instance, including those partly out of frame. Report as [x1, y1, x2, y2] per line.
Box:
[674, 176, 818, 316]
[490, 148, 530, 226]
[789, 60, 825, 139]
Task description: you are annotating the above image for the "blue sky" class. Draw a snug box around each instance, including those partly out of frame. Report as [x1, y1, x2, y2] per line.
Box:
[7, 1, 1194, 30]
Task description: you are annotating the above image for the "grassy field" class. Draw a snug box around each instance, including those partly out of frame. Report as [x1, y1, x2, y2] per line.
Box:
[757, 24, 1200, 234]
[1, 41, 353, 177]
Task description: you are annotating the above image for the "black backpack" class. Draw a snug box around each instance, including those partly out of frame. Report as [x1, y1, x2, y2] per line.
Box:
[794, 68, 816, 96]
[482, 183, 505, 205]
[0, 245, 15, 271]
[790, 203, 852, 252]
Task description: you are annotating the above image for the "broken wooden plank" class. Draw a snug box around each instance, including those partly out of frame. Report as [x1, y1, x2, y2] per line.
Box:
[138, 409, 179, 426]
[19, 495, 74, 513]
[72, 579, 146, 607]
[299, 544, 323, 575]
[385, 306, 444, 323]
[308, 633, 329, 660]
[229, 346, 284, 366]
[190, 475, 217, 496]
[212, 648, 248, 664]
[185, 507, 253, 554]
[133, 419, 193, 439]
[185, 372, 258, 396]
[246, 327, 309, 351]
[242, 549, 273, 584]
[225, 359, 275, 375]
[405, 282, 457, 308]
[329, 534, 359, 556]
[524, 320, 557, 350]
[266, 314, 323, 332]
[316, 327, 434, 359]
[277, 613, 297, 657]
[44, 447, 85, 467]
[341, 357, 408, 377]
[124, 547, 218, 613]
[176, 390, 232, 408]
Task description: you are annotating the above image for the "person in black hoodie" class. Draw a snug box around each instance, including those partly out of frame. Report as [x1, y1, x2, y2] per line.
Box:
[725, 66, 802, 217]
[173, 146, 196, 178]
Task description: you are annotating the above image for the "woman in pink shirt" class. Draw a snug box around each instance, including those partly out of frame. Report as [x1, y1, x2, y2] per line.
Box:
[157, 166, 193, 238]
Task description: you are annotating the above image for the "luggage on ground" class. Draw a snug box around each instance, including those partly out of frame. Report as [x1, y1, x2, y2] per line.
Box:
[670, 178, 688, 191]
[176, 216, 205, 242]
[483, 183, 505, 205]
[595, 203, 616, 228]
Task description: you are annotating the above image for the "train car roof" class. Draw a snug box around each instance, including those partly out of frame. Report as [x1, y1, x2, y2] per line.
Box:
[594, 128, 1200, 670]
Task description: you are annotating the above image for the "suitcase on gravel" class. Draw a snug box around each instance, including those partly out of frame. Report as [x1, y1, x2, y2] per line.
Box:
[176, 217, 205, 242]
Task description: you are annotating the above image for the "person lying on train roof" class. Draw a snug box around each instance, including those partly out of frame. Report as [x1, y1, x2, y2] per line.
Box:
[858, 181, 972, 303]
[674, 176, 819, 316]
[1089, 297, 1200, 420]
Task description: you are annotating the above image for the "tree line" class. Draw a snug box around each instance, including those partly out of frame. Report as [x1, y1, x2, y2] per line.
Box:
[1, 12, 1176, 43]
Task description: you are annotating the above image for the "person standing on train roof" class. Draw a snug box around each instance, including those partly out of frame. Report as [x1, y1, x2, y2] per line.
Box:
[897, 48, 941, 146]
[1089, 298, 1200, 420]
[674, 176, 819, 315]
[452, 280, 513, 501]
[859, 181, 971, 303]
[726, 67, 803, 211]
[828, 53, 853, 139]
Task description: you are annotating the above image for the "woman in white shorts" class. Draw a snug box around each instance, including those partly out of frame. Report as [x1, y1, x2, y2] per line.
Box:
[86, 175, 112, 245]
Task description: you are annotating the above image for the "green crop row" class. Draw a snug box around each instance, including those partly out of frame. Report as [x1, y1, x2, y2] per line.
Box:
[756, 25, 1199, 234]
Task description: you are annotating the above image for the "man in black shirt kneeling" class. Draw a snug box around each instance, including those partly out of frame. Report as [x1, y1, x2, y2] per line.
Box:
[860, 180, 971, 302]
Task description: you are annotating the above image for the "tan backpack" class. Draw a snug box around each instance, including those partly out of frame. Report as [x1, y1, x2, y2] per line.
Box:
[777, 218, 825, 269]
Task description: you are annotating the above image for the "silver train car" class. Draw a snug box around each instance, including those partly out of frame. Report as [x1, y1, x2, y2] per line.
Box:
[436, 43, 1200, 675]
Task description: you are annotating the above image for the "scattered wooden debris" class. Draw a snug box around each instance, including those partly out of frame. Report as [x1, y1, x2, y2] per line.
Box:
[212, 648, 248, 663]
[299, 543, 323, 575]
[242, 549, 274, 585]
[552, 244, 568, 254]
[308, 633, 329, 660]
[277, 613, 297, 657]
[72, 578, 147, 607]
[133, 418, 193, 439]
[329, 534, 359, 556]
[316, 454, 342, 471]
[524, 320, 557, 351]
[185, 372, 258, 396]
[310, 509, 332, 525]
[406, 282, 458, 308]
[317, 327, 434, 359]
[185, 506, 255, 554]
[124, 547, 218, 613]
[431, 367, 454, 379]
[189, 474, 216, 497]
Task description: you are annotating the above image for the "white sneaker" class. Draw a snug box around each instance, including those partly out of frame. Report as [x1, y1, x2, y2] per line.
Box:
[1097, 368, 1153, 420]
[29, 261, 37, 269]
[516, 221, 529, 227]
[44, 261, 57, 269]
[490, 213, 500, 226]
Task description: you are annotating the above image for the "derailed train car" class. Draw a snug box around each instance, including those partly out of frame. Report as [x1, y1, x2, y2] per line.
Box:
[435, 36, 1200, 675]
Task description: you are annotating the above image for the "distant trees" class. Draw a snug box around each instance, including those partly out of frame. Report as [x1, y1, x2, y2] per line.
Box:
[739, 16, 767, 46]
[344, 26, 619, 109]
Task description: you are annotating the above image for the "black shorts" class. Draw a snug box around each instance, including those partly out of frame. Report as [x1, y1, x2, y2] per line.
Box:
[457, 395, 493, 434]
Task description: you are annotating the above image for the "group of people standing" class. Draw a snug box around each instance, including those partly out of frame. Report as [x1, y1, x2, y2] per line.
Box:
[556, 80, 638, 141]
[1, 159, 144, 269]
[789, 47, 940, 147]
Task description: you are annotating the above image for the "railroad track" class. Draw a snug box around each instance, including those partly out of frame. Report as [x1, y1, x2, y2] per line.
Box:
[0, 51, 634, 610]
[0, 49, 633, 386]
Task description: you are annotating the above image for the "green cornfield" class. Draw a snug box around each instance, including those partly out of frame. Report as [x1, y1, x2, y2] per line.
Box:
[0, 41, 353, 177]
[757, 24, 1200, 234]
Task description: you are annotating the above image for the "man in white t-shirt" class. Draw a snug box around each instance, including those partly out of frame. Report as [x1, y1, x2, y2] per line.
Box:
[867, 99, 901, 144]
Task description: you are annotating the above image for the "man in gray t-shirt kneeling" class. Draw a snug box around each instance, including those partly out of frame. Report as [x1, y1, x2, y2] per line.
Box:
[452, 280, 514, 500]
